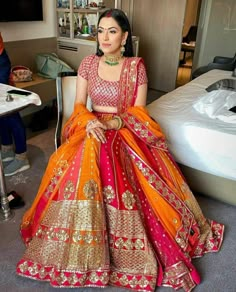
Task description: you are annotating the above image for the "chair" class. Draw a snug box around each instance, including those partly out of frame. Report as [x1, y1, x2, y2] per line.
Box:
[55, 71, 77, 149]
[180, 25, 198, 65]
[55, 71, 92, 149]
[192, 52, 236, 79]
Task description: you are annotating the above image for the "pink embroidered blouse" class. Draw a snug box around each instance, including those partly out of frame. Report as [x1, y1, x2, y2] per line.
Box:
[78, 54, 148, 108]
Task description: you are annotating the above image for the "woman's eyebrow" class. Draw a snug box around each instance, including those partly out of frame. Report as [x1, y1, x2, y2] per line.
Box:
[98, 26, 118, 30]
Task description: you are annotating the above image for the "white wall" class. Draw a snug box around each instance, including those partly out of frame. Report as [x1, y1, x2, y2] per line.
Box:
[0, 0, 56, 42]
[193, 0, 236, 71]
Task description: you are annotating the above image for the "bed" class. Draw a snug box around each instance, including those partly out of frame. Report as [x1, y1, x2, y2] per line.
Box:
[147, 69, 236, 206]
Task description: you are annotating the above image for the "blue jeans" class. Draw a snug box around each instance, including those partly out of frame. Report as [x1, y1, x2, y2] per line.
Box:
[0, 113, 27, 154]
[0, 48, 27, 154]
[0, 49, 11, 84]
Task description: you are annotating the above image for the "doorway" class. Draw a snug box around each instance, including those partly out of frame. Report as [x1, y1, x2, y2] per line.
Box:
[176, 0, 202, 87]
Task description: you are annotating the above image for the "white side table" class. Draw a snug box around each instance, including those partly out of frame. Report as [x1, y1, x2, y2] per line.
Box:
[0, 83, 41, 221]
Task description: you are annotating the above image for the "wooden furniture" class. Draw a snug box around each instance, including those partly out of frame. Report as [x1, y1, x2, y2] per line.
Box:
[180, 25, 197, 65]
[5, 38, 57, 113]
[16, 74, 56, 104]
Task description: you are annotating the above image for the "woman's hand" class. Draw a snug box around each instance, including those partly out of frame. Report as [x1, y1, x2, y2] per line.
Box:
[103, 117, 123, 130]
[86, 119, 107, 143]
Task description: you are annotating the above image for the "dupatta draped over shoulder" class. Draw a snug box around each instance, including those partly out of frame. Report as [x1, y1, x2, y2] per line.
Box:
[17, 56, 224, 292]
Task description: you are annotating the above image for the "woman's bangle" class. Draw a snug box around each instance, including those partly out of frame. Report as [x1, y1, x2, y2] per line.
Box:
[113, 116, 123, 130]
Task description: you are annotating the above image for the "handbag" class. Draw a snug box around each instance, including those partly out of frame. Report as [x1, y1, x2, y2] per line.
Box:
[11, 65, 33, 82]
[35, 53, 74, 79]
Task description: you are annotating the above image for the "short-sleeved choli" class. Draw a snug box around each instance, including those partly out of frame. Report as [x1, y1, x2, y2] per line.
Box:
[78, 54, 147, 108]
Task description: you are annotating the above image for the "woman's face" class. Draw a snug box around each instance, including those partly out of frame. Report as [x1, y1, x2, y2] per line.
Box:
[97, 16, 128, 56]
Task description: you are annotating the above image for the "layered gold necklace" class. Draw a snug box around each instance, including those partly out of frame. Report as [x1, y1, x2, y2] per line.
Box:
[104, 55, 123, 66]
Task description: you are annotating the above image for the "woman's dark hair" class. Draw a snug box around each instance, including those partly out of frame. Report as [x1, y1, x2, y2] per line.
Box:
[96, 9, 134, 57]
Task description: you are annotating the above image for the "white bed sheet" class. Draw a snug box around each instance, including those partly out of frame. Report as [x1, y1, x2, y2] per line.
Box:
[147, 70, 236, 181]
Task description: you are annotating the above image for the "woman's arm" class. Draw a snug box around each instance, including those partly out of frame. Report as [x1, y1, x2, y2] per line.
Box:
[74, 75, 89, 105]
[134, 83, 148, 106]
[74, 74, 107, 143]
[104, 82, 148, 131]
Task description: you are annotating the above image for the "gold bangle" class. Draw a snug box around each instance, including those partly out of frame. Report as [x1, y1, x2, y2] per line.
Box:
[113, 116, 123, 130]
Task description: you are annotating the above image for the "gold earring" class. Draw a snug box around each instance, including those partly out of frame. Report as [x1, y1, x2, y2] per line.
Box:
[121, 42, 125, 56]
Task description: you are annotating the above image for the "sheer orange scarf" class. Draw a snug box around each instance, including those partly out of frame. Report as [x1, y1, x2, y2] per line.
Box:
[20, 104, 101, 243]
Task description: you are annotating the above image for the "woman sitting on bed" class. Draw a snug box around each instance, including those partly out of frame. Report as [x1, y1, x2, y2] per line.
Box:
[16, 9, 224, 292]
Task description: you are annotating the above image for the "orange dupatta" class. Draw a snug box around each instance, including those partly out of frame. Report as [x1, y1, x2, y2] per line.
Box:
[20, 104, 101, 244]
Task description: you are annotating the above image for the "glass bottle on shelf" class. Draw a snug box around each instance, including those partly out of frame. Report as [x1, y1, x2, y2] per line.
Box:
[81, 14, 89, 34]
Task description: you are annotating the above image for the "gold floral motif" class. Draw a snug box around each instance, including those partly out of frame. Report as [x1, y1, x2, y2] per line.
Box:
[148, 174, 156, 184]
[83, 179, 98, 199]
[72, 230, 103, 245]
[206, 239, 215, 250]
[139, 276, 150, 288]
[120, 274, 129, 286]
[100, 272, 109, 284]
[57, 229, 69, 241]
[103, 185, 115, 203]
[110, 272, 119, 283]
[193, 245, 202, 256]
[19, 261, 29, 273]
[130, 277, 138, 288]
[68, 273, 78, 285]
[36, 226, 43, 236]
[140, 129, 148, 137]
[134, 239, 145, 250]
[110, 271, 155, 289]
[114, 237, 145, 250]
[51, 176, 58, 184]
[58, 272, 67, 284]
[78, 273, 87, 285]
[72, 231, 83, 242]
[49, 269, 55, 280]
[64, 180, 75, 199]
[84, 232, 94, 244]
[89, 271, 99, 283]
[56, 167, 64, 176]
[122, 190, 136, 210]
[134, 123, 142, 132]
[47, 184, 54, 192]
[38, 267, 47, 279]
[123, 113, 168, 149]
[28, 263, 39, 276]
[124, 239, 133, 249]
[46, 227, 56, 240]
[115, 238, 125, 249]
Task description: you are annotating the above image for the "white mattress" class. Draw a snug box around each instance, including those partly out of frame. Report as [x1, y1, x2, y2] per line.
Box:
[147, 70, 236, 181]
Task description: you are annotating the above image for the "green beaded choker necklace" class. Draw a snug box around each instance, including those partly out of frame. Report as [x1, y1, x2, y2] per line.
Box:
[104, 55, 123, 66]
